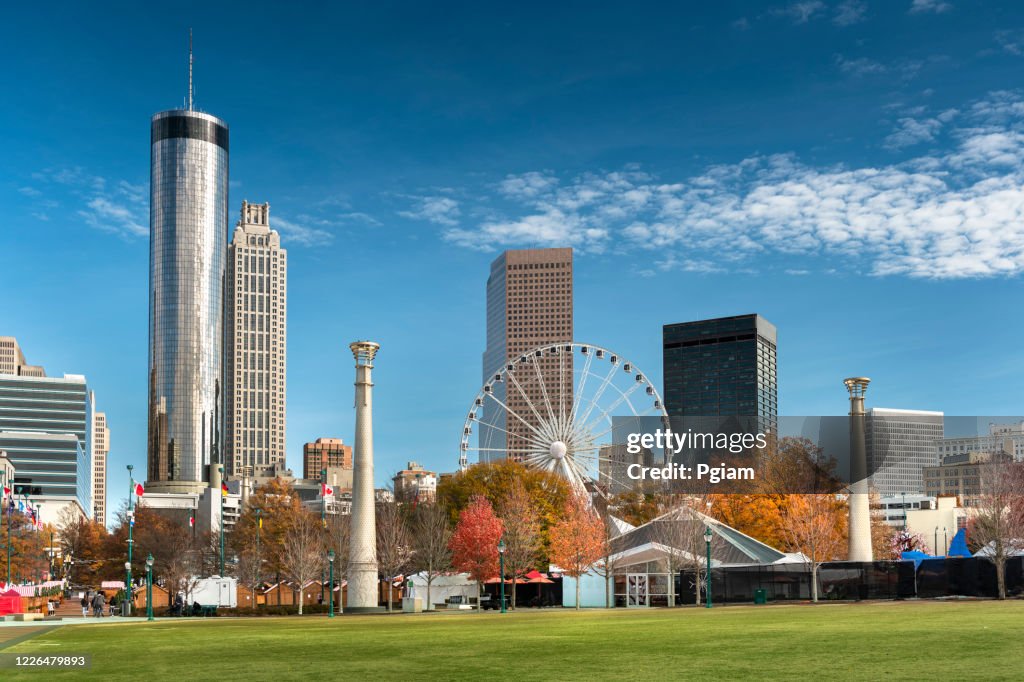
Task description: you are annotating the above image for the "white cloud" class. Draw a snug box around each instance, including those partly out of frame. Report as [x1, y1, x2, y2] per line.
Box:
[273, 215, 334, 247]
[995, 30, 1024, 56]
[774, 1, 826, 24]
[833, 1, 867, 26]
[835, 55, 887, 77]
[17, 186, 41, 197]
[445, 92, 1024, 279]
[79, 197, 147, 237]
[399, 196, 461, 226]
[909, 0, 952, 14]
[884, 116, 944, 149]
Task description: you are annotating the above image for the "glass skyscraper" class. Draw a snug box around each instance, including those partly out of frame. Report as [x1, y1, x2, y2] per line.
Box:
[662, 314, 778, 429]
[147, 108, 229, 489]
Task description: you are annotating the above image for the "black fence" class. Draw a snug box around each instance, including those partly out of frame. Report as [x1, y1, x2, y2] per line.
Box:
[679, 557, 1024, 603]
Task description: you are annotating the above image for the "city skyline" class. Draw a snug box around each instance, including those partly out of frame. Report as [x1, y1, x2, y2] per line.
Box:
[4, 3, 1024, 515]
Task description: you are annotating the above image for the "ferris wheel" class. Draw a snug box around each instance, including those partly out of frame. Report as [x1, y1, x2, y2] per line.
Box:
[460, 342, 670, 496]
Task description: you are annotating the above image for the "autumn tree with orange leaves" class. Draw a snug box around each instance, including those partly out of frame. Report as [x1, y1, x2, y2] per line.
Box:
[549, 495, 604, 610]
[449, 495, 504, 605]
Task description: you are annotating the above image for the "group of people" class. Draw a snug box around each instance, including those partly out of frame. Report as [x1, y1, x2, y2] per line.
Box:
[79, 590, 118, 617]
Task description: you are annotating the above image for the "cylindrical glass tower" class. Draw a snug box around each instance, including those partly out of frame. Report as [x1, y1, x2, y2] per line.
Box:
[147, 109, 229, 489]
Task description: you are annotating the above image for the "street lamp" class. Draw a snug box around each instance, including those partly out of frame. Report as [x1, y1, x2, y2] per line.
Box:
[146, 554, 154, 621]
[497, 538, 506, 614]
[934, 526, 939, 556]
[327, 549, 335, 618]
[218, 465, 225, 577]
[704, 527, 713, 609]
[901, 491, 907, 530]
[126, 464, 134, 616]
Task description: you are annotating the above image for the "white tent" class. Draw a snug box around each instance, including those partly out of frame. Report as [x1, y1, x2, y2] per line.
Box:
[406, 572, 476, 609]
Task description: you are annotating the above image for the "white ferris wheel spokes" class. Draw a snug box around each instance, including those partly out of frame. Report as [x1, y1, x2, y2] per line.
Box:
[460, 342, 670, 497]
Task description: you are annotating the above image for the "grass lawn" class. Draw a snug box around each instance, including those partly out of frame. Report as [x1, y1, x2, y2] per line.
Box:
[3, 601, 1023, 680]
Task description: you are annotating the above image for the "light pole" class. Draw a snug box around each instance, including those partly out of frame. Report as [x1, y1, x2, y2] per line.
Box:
[321, 467, 326, 604]
[124, 561, 131, 614]
[943, 527, 948, 555]
[126, 464, 134, 616]
[48, 530, 54, 579]
[218, 465, 225, 576]
[328, 549, 335, 618]
[255, 507, 262, 591]
[901, 492, 907, 530]
[934, 526, 939, 556]
[497, 538, 506, 614]
[704, 526, 713, 609]
[146, 554, 154, 621]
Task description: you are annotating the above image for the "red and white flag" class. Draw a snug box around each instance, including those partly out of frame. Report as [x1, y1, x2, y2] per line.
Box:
[134, 482, 145, 497]
[189, 515, 195, 528]
[322, 483, 334, 498]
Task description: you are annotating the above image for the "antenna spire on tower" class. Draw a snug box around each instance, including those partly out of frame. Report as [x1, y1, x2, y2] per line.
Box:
[188, 28, 194, 110]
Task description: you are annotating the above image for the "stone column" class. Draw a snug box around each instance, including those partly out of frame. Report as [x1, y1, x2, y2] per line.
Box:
[845, 377, 873, 562]
[347, 341, 382, 611]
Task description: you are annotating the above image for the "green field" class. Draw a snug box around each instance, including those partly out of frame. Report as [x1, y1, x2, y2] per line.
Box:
[3, 601, 1023, 680]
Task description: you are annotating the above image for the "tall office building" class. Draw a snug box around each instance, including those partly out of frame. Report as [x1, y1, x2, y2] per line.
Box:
[662, 314, 778, 430]
[866, 408, 944, 497]
[147, 105, 229, 492]
[302, 437, 352, 480]
[224, 201, 287, 476]
[481, 248, 573, 462]
[0, 336, 46, 377]
[92, 406, 109, 526]
[0, 373, 92, 522]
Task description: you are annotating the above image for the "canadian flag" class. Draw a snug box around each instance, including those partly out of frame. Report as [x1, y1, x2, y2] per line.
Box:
[322, 483, 334, 498]
[134, 482, 145, 497]
[189, 515, 195, 528]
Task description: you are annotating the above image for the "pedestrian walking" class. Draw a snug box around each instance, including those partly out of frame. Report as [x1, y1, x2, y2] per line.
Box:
[92, 591, 105, 617]
[81, 593, 89, 617]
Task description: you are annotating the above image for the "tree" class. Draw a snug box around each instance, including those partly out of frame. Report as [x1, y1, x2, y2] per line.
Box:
[589, 498, 623, 609]
[708, 493, 787, 550]
[376, 499, 412, 612]
[437, 460, 571, 561]
[889, 529, 927, 559]
[1, 509, 51, 584]
[327, 514, 351, 610]
[230, 478, 304, 596]
[281, 511, 325, 614]
[450, 495, 504, 606]
[781, 494, 848, 602]
[56, 506, 107, 585]
[411, 503, 453, 611]
[607, 491, 664, 527]
[496, 480, 541, 609]
[548, 495, 604, 610]
[654, 498, 713, 607]
[971, 460, 1024, 599]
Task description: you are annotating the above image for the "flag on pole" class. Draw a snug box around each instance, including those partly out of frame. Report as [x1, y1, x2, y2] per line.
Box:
[189, 514, 195, 528]
[258, 516, 263, 529]
[322, 483, 334, 498]
[221, 481, 229, 497]
[134, 482, 145, 497]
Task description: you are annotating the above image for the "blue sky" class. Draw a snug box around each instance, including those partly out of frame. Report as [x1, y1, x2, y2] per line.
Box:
[3, 1, 1024, 514]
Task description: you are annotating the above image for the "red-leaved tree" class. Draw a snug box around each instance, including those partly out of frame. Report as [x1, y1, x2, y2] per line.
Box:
[549, 495, 604, 610]
[449, 495, 504, 608]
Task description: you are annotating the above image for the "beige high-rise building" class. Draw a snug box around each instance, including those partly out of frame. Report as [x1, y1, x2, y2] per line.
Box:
[481, 248, 573, 462]
[225, 201, 288, 477]
[92, 407, 109, 526]
[0, 336, 45, 377]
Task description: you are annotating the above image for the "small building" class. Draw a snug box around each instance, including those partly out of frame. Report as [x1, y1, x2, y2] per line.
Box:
[392, 462, 437, 503]
[906, 496, 968, 555]
[563, 505, 799, 608]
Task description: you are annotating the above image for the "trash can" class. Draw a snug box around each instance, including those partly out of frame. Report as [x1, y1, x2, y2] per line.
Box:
[754, 589, 767, 605]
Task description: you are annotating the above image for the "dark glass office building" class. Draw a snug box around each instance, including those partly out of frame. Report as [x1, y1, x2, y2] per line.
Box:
[662, 314, 777, 428]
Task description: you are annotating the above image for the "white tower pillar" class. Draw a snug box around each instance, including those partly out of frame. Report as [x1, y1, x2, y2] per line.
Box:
[347, 341, 382, 611]
[845, 377, 873, 562]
